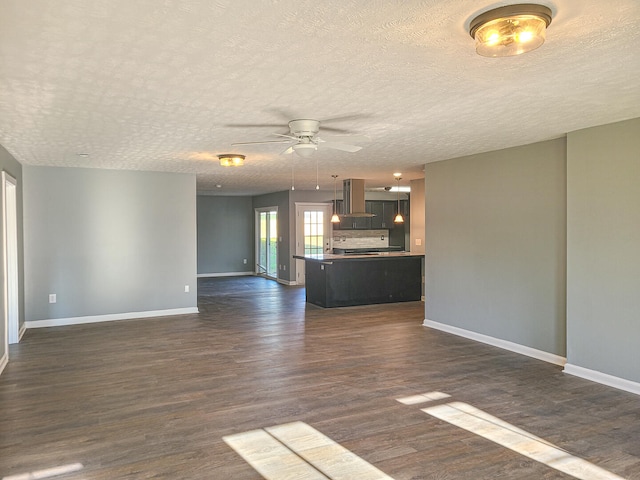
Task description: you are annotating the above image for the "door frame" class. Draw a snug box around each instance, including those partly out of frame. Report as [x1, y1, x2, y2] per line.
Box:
[294, 202, 333, 286]
[255, 207, 278, 280]
[2, 172, 19, 349]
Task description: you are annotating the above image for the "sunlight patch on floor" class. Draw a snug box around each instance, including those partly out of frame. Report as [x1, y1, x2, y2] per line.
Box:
[3, 463, 84, 480]
[223, 421, 393, 479]
[422, 401, 625, 480]
[395, 391, 451, 405]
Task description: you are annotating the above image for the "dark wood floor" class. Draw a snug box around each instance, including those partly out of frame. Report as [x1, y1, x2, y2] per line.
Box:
[1, 276, 639, 479]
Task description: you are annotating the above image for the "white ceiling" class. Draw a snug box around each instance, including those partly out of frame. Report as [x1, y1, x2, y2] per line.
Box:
[1, 0, 639, 196]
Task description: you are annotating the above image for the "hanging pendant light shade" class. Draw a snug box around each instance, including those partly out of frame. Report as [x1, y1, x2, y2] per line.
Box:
[469, 4, 552, 57]
[331, 175, 340, 223]
[394, 176, 404, 224]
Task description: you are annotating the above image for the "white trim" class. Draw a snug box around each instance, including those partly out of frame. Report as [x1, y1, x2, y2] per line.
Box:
[2, 172, 19, 347]
[0, 352, 7, 376]
[26, 307, 199, 329]
[197, 272, 254, 278]
[563, 363, 640, 396]
[423, 319, 567, 366]
[277, 278, 297, 286]
[18, 323, 26, 340]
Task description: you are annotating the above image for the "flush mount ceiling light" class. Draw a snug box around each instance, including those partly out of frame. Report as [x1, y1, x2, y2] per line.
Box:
[218, 154, 245, 167]
[469, 3, 552, 57]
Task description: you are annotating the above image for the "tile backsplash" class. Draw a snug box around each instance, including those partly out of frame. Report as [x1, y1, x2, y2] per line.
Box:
[332, 230, 389, 248]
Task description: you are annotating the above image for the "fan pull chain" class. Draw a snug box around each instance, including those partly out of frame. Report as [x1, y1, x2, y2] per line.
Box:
[315, 158, 320, 190]
[291, 160, 295, 191]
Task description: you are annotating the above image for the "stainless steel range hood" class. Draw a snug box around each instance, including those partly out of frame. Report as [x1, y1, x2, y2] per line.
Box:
[342, 179, 375, 217]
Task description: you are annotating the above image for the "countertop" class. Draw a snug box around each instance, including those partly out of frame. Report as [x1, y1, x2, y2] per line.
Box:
[294, 252, 423, 262]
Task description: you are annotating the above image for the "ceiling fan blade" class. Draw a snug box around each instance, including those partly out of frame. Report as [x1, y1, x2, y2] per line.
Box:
[231, 140, 292, 146]
[273, 133, 299, 140]
[225, 123, 286, 128]
[320, 113, 372, 124]
[281, 146, 294, 155]
[319, 134, 370, 143]
[318, 126, 353, 134]
[266, 107, 299, 122]
[319, 142, 363, 153]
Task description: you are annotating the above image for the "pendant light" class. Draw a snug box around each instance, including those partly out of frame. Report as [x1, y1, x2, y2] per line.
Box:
[394, 176, 404, 224]
[331, 175, 340, 223]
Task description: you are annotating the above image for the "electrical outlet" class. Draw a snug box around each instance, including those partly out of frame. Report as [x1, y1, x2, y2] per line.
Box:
[243, 258, 247, 264]
[184, 285, 189, 293]
[416, 238, 422, 246]
[49, 294, 56, 303]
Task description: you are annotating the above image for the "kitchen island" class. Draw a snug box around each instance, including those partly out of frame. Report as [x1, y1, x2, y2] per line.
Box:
[294, 252, 423, 308]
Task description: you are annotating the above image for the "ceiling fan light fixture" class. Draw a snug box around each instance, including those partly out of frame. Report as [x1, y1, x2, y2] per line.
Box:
[218, 154, 245, 167]
[293, 143, 317, 158]
[469, 4, 552, 57]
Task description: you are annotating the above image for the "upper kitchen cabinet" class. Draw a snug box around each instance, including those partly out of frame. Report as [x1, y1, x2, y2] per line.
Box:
[368, 201, 396, 229]
[333, 199, 370, 229]
[339, 215, 371, 230]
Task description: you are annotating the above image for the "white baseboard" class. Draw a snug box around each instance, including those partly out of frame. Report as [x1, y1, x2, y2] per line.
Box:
[563, 363, 640, 396]
[197, 272, 254, 278]
[277, 279, 297, 286]
[423, 319, 567, 366]
[18, 323, 26, 340]
[0, 352, 7, 376]
[26, 307, 199, 329]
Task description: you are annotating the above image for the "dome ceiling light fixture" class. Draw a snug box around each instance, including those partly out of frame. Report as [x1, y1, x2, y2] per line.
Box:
[469, 3, 552, 57]
[218, 154, 245, 167]
[292, 142, 317, 158]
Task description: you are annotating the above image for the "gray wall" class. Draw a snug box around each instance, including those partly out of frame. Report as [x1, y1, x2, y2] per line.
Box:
[23, 166, 197, 321]
[410, 178, 425, 255]
[566, 118, 640, 383]
[197, 195, 254, 274]
[0, 145, 25, 358]
[425, 138, 567, 355]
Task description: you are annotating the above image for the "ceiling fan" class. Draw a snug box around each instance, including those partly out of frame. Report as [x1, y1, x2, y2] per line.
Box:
[231, 119, 369, 157]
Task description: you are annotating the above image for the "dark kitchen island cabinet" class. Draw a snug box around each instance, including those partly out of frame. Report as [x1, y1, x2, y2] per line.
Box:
[294, 253, 423, 308]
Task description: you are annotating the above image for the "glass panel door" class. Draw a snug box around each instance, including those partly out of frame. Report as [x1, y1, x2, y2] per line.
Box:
[257, 209, 278, 279]
[304, 210, 324, 256]
[295, 203, 332, 285]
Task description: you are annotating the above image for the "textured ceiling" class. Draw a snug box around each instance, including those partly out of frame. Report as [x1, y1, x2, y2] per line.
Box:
[1, 0, 639, 195]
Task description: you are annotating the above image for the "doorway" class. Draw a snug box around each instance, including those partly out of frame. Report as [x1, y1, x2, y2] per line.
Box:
[256, 208, 278, 279]
[295, 203, 333, 285]
[2, 172, 19, 346]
